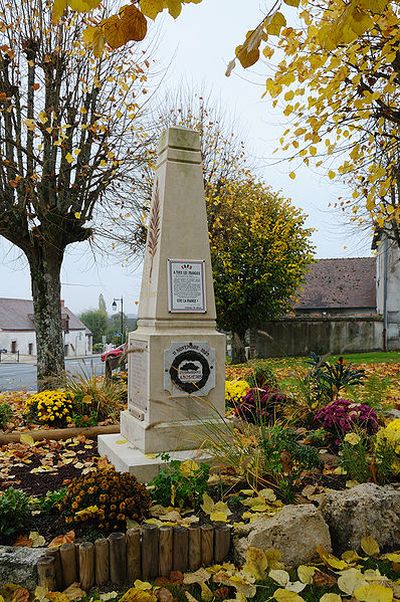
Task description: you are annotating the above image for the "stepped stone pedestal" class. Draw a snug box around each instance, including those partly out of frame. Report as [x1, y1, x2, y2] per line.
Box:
[98, 127, 225, 482]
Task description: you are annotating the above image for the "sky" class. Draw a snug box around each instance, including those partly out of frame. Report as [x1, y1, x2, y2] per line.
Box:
[0, 0, 372, 317]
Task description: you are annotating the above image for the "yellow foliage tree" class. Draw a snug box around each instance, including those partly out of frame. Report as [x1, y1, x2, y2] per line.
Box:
[231, 1, 400, 246]
[208, 175, 314, 363]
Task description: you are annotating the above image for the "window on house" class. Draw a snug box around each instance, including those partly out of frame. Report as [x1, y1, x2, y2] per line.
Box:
[11, 341, 17, 354]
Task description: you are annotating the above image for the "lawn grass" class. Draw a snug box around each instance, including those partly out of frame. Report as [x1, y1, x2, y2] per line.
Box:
[245, 351, 400, 370]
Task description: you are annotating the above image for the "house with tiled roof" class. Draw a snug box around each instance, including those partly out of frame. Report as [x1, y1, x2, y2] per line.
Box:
[0, 298, 92, 357]
[253, 239, 400, 357]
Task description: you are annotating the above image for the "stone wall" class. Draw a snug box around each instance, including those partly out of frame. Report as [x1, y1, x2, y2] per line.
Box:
[254, 316, 384, 358]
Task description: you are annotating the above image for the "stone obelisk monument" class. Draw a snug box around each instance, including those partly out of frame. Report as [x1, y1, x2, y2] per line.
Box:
[98, 127, 225, 481]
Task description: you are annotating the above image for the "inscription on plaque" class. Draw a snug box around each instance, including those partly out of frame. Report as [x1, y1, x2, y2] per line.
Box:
[164, 341, 215, 396]
[128, 340, 148, 417]
[168, 259, 206, 313]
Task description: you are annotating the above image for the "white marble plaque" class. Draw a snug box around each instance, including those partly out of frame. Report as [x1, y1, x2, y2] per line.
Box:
[128, 340, 148, 417]
[164, 341, 216, 396]
[167, 259, 206, 313]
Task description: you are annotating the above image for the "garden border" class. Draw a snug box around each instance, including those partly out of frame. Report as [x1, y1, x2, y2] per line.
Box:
[0, 424, 120, 444]
[37, 524, 231, 590]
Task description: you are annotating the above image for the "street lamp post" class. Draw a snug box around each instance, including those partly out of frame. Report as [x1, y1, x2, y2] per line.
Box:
[112, 297, 124, 344]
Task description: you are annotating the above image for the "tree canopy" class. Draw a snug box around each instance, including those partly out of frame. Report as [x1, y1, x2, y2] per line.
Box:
[231, 1, 400, 244]
[208, 175, 314, 363]
[0, 0, 152, 386]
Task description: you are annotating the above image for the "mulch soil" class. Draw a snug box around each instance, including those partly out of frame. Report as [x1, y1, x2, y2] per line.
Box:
[0, 436, 100, 496]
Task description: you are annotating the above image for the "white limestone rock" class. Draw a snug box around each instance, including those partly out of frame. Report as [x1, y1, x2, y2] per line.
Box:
[320, 483, 400, 553]
[0, 546, 43, 589]
[234, 504, 331, 568]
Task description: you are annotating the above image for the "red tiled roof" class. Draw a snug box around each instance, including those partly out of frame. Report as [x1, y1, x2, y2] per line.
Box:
[296, 257, 376, 310]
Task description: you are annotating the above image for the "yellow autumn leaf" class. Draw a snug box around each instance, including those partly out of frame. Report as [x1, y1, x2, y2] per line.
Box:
[29, 531, 46, 547]
[179, 459, 199, 477]
[133, 580, 153, 591]
[269, 569, 290, 586]
[38, 111, 48, 125]
[354, 583, 393, 602]
[242, 547, 269, 580]
[381, 552, 400, 562]
[74, 212, 81, 219]
[201, 493, 214, 515]
[360, 535, 380, 557]
[139, 0, 164, 20]
[297, 565, 317, 584]
[283, 0, 300, 5]
[82, 25, 106, 57]
[319, 595, 342, 602]
[68, 0, 101, 12]
[337, 568, 368, 595]
[289, 172, 296, 180]
[266, 12, 287, 36]
[24, 118, 36, 131]
[65, 152, 74, 164]
[52, 0, 67, 22]
[316, 546, 349, 570]
[20, 433, 35, 446]
[273, 589, 305, 602]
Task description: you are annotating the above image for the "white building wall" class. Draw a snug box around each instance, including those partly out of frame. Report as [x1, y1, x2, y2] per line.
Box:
[0, 329, 92, 356]
[376, 237, 400, 350]
[0, 331, 36, 355]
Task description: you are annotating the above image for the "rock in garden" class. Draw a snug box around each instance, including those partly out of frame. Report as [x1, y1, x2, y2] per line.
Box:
[320, 483, 400, 553]
[0, 546, 43, 589]
[234, 504, 331, 567]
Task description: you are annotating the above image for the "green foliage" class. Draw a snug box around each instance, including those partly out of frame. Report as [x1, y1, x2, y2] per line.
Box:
[308, 353, 366, 401]
[61, 466, 151, 531]
[351, 374, 392, 412]
[260, 425, 321, 501]
[247, 363, 278, 390]
[339, 436, 371, 483]
[0, 401, 13, 429]
[71, 411, 99, 427]
[149, 454, 210, 509]
[36, 488, 67, 513]
[80, 308, 109, 345]
[0, 488, 31, 539]
[93, 343, 104, 353]
[375, 437, 399, 485]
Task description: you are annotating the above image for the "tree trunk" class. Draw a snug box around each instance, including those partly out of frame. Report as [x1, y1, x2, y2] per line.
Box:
[231, 331, 247, 365]
[28, 244, 65, 390]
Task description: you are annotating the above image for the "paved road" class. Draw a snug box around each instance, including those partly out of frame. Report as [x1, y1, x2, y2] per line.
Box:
[0, 356, 104, 392]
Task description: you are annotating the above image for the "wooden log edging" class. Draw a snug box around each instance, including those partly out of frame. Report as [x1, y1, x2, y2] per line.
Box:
[38, 523, 231, 588]
[0, 424, 120, 445]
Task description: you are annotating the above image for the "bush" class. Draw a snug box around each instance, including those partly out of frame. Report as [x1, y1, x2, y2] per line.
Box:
[314, 398, 379, 445]
[261, 425, 322, 501]
[0, 401, 13, 429]
[149, 456, 210, 509]
[25, 389, 74, 427]
[247, 363, 278, 390]
[0, 488, 31, 540]
[308, 354, 366, 401]
[61, 466, 151, 531]
[234, 387, 286, 425]
[63, 374, 126, 421]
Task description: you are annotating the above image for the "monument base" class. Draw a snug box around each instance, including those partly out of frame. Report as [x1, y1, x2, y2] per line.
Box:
[120, 410, 225, 454]
[98, 433, 211, 482]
